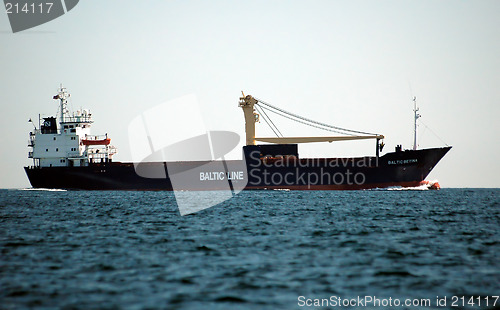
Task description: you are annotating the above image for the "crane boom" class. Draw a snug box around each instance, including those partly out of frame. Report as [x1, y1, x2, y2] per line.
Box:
[255, 135, 384, 144]
[239, 93, 384, 146]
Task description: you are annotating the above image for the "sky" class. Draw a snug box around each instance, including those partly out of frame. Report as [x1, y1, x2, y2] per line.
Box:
[1, 0, 499, 188]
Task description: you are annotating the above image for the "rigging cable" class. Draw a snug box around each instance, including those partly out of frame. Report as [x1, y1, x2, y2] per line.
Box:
[255, 104, 283, 137]
[418, 119, 449, 147]
[254, 97, 377, 136]
[256, 103, 356, 136]
[254, 104, 281, 138]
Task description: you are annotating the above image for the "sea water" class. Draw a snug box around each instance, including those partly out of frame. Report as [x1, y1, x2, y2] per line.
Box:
[0, 189, 499, 309]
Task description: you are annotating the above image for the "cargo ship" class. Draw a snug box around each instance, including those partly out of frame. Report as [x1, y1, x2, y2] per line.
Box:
[25, 86, 451, 190]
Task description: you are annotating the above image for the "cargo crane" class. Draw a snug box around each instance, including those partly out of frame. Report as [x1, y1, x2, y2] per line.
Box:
[238, 92, 385, 159]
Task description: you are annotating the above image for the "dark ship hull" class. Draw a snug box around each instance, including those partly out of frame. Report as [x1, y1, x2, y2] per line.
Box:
[24, 145, 451, 190]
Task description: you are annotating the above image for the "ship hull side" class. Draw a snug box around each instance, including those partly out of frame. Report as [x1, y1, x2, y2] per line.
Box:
[24, 147, 451, 190]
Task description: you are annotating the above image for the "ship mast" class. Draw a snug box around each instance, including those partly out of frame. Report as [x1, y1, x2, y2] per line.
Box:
[55, 84, 70, 124]
[413, 96, 421, 150]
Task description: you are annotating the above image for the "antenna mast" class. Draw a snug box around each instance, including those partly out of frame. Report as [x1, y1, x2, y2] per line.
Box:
[413, 96, 421, 150]
[54, 84, 69, 124]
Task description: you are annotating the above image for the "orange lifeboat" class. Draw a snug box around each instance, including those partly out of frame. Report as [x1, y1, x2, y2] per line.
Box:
[81, 138, 111, 146]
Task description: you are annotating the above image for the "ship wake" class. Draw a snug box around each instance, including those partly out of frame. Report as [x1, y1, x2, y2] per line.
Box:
[387, 180, 440, 191]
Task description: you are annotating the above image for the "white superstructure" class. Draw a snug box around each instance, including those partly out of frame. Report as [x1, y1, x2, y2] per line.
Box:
[28, 86, 116, 168]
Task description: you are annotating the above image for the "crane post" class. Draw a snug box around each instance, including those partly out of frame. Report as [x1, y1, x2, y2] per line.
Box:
[239, 94, 258, 145]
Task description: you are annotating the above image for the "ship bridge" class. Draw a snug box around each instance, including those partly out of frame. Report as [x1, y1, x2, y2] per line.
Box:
[27, 85, 116, 168]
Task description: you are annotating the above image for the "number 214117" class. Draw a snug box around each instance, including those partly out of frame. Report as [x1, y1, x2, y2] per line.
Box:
[451, 296, 499, 307]
[5, 2, 54, 14]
